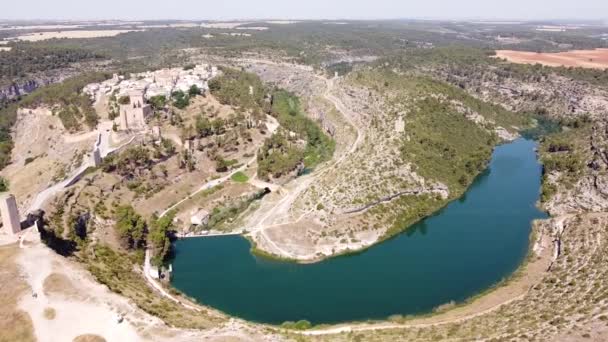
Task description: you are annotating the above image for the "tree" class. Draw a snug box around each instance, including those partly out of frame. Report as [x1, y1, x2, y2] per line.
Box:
[117, 96, 130, 105]
[149, 95, 166, 111]
[195, 115, 212, 137]
[0, 177, 9, 192]
[114, 205, 147, 250]
[188, 84, 201, 97]
[148, 212, 175, 267]
[211, 118, 226, 135]
[171, 91, 190, 109]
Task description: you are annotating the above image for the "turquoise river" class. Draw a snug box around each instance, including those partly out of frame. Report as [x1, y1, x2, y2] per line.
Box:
[171, 138, 548, 324]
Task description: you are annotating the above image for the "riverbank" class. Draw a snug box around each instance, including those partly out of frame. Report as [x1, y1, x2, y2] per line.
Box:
[170, 139, 548, 325]
[298, 218, 554, 335]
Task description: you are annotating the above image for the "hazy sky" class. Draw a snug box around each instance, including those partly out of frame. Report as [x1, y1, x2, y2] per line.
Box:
[4, 0, 608, 21]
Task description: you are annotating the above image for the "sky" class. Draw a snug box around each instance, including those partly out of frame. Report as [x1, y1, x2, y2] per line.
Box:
[3, 0, 608, 22]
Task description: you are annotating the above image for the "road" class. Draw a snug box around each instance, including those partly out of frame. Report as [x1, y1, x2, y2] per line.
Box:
[142, 249, 201, 312]
[246, 74, 364, 257]
[26, 121, 134, 216]
[158, 156, 257, 218]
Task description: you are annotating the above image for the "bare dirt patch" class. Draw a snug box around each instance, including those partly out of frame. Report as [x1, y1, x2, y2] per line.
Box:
[496, 49, 608, 69]
[15, 30, 142, 42]
[43, 272, 83, 299]
[0, 244, 35, 342]
[43, 307, 57, 320]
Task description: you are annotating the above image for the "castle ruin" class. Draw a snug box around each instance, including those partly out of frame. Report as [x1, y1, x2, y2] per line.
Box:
[0, 193, 21, 235]
[117, 90, 152, 131]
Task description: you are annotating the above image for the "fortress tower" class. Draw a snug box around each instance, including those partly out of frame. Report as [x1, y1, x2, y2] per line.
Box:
[117, 90, 152, 131]
[92, 147, 102, 167]
[0, 193, 21, 235]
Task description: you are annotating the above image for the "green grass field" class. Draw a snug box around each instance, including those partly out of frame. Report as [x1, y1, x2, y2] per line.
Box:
[231, 171, 249, 183]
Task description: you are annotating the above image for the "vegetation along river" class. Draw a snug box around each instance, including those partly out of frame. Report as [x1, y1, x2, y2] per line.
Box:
[171, 138, 548, 324]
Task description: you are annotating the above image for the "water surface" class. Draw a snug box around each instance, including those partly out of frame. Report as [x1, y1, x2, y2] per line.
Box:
[171, 139, 547, 324]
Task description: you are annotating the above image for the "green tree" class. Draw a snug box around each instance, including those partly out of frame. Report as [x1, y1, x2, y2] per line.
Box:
[171, 91, 190, 109]
[148, 95, 166, 110]
[114, 205, 147, 250]
[195, 115, 212, 137]
[188, 85, 201, 97]
[0, 177, 8, 192]
[148, 212, 175, 267]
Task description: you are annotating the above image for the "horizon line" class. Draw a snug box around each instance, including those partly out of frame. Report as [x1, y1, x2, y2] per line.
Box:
[1, 17, 607, 23]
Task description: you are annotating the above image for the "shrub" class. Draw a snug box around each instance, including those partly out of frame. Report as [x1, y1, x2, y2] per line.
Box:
[171, 91, 190, 109]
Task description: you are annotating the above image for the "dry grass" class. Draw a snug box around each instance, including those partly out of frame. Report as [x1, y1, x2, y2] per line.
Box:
[43, 307, 56, 320]
[72, 334, 106, 342]
[43, 272, 83, 300]
[0, 244, 35, 342]
[496, 49, 608, 69]
[16, 30, 141, 42]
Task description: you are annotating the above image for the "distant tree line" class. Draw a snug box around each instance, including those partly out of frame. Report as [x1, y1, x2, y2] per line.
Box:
[0, 46, 105, 85]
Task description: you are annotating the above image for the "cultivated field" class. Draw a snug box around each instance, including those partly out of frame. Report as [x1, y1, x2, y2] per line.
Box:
[15, 30, 141, 42]
[496, 49, 608, 69]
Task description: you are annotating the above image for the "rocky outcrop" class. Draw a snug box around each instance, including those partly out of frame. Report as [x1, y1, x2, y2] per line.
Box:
[0, 74, 72, 101]
[0, 79, 42, 99]
[436, 67, 608, 120]
[0, 60, 111, 101]
[544, 121, 608, 215]
[267, 162, 305, 185]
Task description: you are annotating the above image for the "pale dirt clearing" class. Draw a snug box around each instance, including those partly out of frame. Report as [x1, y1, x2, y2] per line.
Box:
[496, 49, 608, 69]
[15, 30, 143, 42]
[0, 243, 35, 342]
[18, 239, 143, 342]
[6, 229, 290, 342]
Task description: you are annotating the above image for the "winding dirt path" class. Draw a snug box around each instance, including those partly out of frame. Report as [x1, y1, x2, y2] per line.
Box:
[247, 75, 365, 258]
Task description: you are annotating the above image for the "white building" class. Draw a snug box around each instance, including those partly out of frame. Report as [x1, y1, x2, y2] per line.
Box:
[84, 64, 219, 104]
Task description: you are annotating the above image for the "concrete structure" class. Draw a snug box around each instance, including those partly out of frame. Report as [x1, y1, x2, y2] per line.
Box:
[117, 90, 152, 131]
[92, 147, 102, 167]
[190, 209, 210, 226]
[0, 193, 21, 235]
[152, 126, 162, 139]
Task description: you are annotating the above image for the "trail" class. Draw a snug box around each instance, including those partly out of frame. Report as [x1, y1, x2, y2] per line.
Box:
[142, 249, 202, 312]
[158, 116, 279, 218]
[158, 157, 256, 218]
[26, 121, 135, 216]
[246, 75, 365, 258]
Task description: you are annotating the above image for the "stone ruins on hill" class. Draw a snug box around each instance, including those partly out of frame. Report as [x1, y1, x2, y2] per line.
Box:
[84, 64, 218, 101]
[84, 64, 219, 131]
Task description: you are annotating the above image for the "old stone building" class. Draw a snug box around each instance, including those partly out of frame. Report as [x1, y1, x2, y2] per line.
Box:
[117, 90, 152, 131]
[0, 193, 21, 235]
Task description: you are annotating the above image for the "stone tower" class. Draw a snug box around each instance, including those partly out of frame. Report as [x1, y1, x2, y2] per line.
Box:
[92, 147, 102, 167]
[117, 90, 152, 131]
[0, 193, 21, 235]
